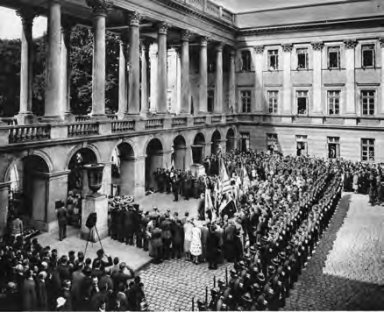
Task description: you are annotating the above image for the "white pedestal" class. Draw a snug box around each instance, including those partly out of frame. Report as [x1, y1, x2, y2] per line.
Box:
[190, 163, 206, 177]
[81, 194, 109, 242]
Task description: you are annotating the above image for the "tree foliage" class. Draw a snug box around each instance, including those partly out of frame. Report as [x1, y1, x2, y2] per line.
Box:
[0, 25, 120, 117]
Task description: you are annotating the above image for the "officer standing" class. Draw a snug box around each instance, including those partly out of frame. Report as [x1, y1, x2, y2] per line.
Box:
[56, 201, 68, 241]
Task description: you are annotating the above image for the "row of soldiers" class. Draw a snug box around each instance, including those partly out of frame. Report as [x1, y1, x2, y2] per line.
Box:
[196, 169, 343, 311]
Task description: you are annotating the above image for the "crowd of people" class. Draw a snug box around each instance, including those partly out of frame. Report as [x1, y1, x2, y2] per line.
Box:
[0, 235, 147, 311]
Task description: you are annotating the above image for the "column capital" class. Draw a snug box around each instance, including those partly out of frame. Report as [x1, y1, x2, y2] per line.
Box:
[200, 36, 210, 47]
[254, 45, 264, 54]
[344, 39, 357, 50]
[129, 11, 141, 27]
[157, 22, 169, 35]
[215, 42, 224, 52]
[282, 44, 293, 53]
[311, 41, 324, 51]
[181, 29, 192, 42]
[16, 8, 39, 25]
[86, 0, 114, 16]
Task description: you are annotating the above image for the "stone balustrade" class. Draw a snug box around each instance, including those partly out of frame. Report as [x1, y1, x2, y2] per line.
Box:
[68, 122, 100, 137]
[226, 114, 234, 122]
[75, 115, 91, 122]
[172, 117, 187, 127]
[194, 116, 206, 125]
[106, 114, 118, 120]
[211, 115, 223, 124]
[112, 120, 135, 133]
[8, 124, 51, 144]
[145, 119, 164, 129]
[1, 118, 17, 126]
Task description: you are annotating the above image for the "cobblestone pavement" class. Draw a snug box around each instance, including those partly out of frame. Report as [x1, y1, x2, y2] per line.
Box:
[283, 193, 384, 311]
[140, 259, 234, 311]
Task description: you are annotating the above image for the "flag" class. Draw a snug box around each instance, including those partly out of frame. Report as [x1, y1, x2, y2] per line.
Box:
[242, 164, 251, 192]
[219, 157, 231, 195]
[204, 188, 216, 222]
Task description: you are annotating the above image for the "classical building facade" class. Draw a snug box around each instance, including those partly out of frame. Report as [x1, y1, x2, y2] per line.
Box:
[0, 0, 383, 233]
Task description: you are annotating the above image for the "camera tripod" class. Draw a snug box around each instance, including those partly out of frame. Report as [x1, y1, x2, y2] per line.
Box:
[84, 226, 104, 257]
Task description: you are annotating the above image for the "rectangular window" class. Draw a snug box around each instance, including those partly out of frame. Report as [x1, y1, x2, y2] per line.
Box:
[297, 48, 308, 69]
[328, 137, 340, 159]
[362, 44, 375, 68]
[297, 91, 308, 115]
[361, 139, 375, 162]
[241, 90, 252, 113]
[241, 50, 251, 71]
[207, 90, 214, 113]
[267, 133, 278, 152]
[296, 135, 308, 157]
[240, 133, 250, 152]
[267, 91, 278, 113]
[328, 47, 340, 69]
[361, 90, 375, 115]
[268, 50, 279, 70]
[328, 91, 340, 115]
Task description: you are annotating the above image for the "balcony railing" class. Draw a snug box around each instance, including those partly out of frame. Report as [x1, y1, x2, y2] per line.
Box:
[172, 117, 187, 127]
[68, 122, 99, 137]
[1, 118, 17, 126]
[9, 124, 51, 144]
[226, 115, 234, 122]
[106, 114, 118, 120]
[211, 115, 222, 124]
[112, 120, 135, 133]
[145, 119, 164, 130]
[194, 116, 206, 125]
[75, 115, 91, 122]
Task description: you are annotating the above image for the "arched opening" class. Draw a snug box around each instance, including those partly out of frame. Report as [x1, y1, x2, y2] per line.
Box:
[211, 130, 222, 155]
[112, 143, 135, 196]
[67, 148, 97, 228]
[145, 139, 163, 191]
[226, 128, 235, 153]
[192, 133, 205, 164]
[172, 135, 187, 170]
[7, 155, 49, 229]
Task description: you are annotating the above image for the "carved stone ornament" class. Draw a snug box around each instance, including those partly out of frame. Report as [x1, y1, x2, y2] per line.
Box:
[181, 30, 192, 42]
[344, 39, 357, 50]
[129, 11, 141, 27]
[16, 8, 38, 26]
[254, 45, 264, 54]
[311, 41, 324, 51]
[282, 44, 293, 53]
[158, 22, 169, 35]
[86, 0, 114, 15]
[200, 36, 209, 47]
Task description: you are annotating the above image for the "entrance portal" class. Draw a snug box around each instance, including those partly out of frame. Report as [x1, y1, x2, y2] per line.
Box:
[192, 133, 205, 164]
[226, 128, 235, 153]
[211, 130, 221, 155]
[113, 143, 135, 196]
[145, 139, 163, 190]
[173, 135, 187, 170]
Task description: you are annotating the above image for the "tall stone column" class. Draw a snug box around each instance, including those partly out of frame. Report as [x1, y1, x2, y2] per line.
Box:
[199, 37, 208, 114]
[141, 41, 149, 115]
[61, 17, 76, 120]
[17, 9, 36, 123]
[311, 42, 324, 114]
[176, 49, 182, 114]
[345, 40, 357, 115]
[215, 43, 224, 113]
[180, 30, 191, 114]
[128, 12, 141, 115]
[149, 43, 158, 113]
[45, 0, 63, 120]
[254, 46, 264, 112]
[134, 155, 146, 199]
[282, 44, 293, 115]
[380, 38, 384, 115]
[86, 0, 113, 118]
[117, 31, 128, 118]
[229, 49, 236, 113]
[157, 23, 169, 114]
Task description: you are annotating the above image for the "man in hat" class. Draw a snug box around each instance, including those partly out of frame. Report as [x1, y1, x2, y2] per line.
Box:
[56, 201, 68, 241]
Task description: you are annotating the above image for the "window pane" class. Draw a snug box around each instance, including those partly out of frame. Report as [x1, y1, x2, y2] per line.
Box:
[328, 48, 340, 68]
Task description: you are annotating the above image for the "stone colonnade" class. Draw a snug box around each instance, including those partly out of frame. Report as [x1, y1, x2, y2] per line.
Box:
[16, 0, 236, 123]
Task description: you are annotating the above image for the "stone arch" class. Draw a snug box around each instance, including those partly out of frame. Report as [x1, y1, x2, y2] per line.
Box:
[145, 138, 164, 191]
[172, 135, 187, 170]
[192, 132, 206, 164]
[211, 129, 222, 155]
[4, 154, 51, 231]
[113, 141, 136, 196]
[142, 134, 166, 157]
[226, 128, 236, 153]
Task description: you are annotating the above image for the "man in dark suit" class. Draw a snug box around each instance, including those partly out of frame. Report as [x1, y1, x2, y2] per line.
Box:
[56, 201, 68, 241]
[207, 225, 220, 270]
